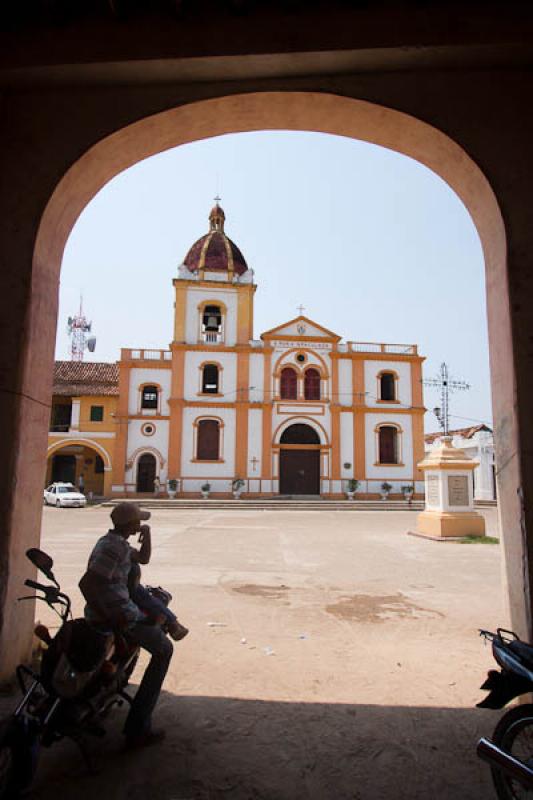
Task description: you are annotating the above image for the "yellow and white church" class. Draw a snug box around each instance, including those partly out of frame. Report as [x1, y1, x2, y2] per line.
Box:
[47, 203, 426, 499]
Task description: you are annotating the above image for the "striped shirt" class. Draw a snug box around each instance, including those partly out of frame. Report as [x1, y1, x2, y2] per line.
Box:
[84, 530, 140, 626]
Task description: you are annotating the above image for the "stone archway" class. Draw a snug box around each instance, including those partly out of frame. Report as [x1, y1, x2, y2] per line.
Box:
[2, 91, 519, 681]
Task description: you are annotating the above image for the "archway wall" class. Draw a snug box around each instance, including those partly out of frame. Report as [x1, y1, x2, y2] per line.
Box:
[0, 71, 528, 680]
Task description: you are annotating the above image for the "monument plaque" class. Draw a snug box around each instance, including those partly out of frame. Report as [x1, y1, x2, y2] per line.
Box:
[448, 475, 469, 507]
[426, 474, 440, 506]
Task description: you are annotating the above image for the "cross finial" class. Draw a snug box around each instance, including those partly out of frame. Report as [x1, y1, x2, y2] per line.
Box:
[214, 194, 221, 205]
[297, 304, 305, 316]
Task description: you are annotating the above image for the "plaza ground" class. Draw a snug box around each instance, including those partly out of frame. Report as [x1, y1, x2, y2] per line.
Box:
[12, 506, 504, 798]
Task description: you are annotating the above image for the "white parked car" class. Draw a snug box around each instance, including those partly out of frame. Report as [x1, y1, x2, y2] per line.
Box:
[43, 483, 87, 508]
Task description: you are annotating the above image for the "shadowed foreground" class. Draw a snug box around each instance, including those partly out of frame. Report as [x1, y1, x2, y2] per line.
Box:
[27, 694, 496, 800]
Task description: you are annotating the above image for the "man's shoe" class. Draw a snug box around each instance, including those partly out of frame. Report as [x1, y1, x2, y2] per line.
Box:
[125, 729, 167, 750]
[168, 620, 189, 642]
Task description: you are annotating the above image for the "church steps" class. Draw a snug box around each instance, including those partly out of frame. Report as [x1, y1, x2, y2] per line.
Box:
[101, 499, 424, 511]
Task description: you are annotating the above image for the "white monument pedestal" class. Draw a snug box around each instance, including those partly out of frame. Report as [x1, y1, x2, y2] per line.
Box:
[415, 436, 485, 539]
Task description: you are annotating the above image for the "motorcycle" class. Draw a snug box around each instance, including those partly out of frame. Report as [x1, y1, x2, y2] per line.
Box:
[0, 547, 171, 799]
[477, 628, 533, 799]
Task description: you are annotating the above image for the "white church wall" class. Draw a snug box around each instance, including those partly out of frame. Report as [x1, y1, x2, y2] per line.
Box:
[185, 287, 238, 345]
[180, 406, 236, 493]
[128, 368, 171, 415]
[183, 350, 237, 401]
[247, 408, 263, 483]
[364, 360, 412, 409]
[125, 420, 170, 486]
[365, 412, 413, 485]
[338, 359, 352, 407]
[340, 412, 354, 479]
[249, 353, 264, 403]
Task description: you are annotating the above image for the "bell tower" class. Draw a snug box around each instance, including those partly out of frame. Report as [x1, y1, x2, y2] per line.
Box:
[172, 201, 256, 347]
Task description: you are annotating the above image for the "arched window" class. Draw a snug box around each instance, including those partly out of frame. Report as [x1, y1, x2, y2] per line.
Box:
[378, 426, 398, 464]
[304, 368, 321, 401]
[280, 367, 298, 400]
[380, 372, 396, 401]
[197, 419, 220, 460]
[280, 423, 320, 445]
[202, 364, 219, 394]
[141, 385, 158, 410]
[202, 305, 222, 343]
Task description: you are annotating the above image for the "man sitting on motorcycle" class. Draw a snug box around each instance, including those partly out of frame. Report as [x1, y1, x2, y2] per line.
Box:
[79, 502, 173, 749]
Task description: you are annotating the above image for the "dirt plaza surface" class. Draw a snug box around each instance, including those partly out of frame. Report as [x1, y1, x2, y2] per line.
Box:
[8, 505, 505, 799]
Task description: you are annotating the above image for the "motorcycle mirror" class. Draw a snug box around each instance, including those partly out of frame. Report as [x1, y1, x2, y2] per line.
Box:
[26, 548, 55, 581]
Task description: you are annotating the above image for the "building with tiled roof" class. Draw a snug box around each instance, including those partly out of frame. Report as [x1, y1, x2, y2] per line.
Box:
[53, 361, 119, 396]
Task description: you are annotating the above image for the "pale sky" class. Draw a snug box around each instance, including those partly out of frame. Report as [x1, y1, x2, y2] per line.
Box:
[57, 131, 490, 433]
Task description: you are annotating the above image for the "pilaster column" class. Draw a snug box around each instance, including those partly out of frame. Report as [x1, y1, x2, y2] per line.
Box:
[113, 357, 131, 490]
[168, 346, 185, 480]
[235, 350, 249, 478]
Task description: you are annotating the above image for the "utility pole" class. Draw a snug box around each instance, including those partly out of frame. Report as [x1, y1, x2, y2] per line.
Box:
[423, 362, 470, 436]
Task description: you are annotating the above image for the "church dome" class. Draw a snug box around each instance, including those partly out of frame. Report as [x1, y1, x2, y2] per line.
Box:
[182, 202, 248, 276]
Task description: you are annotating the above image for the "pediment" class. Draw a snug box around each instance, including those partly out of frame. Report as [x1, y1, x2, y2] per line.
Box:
[261, 316, 341, 342]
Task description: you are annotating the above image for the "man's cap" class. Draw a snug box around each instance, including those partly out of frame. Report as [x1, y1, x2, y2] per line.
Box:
[110, 502, 151, 527]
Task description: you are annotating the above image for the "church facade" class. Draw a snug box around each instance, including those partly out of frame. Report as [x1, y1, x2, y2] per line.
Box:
[48, 203, 426, 498]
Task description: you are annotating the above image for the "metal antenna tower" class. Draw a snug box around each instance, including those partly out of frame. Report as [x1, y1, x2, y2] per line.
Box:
[67, 296, 96, 361]
[423, 362, 470, 436]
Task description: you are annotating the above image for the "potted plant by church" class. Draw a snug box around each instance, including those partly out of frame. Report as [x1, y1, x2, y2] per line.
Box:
[201, 482, 211, 499]
[401, 484, 414, 505]
[167, 478, 178, 499]
[380, 481, 393, 500]
[232, 478, 245, 499]
[345, 479, 359, 500]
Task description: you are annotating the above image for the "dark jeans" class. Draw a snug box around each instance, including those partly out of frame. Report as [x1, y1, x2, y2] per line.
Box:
[131, 585, 177, 626]
[123, 622, 173, 738]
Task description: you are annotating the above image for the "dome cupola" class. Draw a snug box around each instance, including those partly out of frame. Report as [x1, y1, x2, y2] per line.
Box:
[182, 200, 248, 277]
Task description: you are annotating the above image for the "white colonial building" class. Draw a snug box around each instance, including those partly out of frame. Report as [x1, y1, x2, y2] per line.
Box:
[100, 202, 426, 499]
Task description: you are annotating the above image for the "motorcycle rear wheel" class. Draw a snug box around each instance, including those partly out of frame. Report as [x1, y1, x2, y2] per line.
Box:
[491, 703, 533, 799]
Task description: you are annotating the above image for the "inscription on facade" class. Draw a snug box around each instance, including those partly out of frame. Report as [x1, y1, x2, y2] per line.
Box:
[448, 475, 469, 507]
[274, 341, 332, 350]
[426, 474, 440, 506]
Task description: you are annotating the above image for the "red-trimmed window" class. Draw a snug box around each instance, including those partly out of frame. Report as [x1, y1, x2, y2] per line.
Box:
[197, 420, 220, 461]
[304, 368, 321, 401]
[280, 367, 298, 400]
[378, 426, 398, 464]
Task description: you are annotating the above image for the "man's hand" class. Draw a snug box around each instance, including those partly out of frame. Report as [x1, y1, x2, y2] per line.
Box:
[138, 524, 151, 544]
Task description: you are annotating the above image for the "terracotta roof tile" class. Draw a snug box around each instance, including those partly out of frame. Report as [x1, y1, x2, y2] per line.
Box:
[53, 361, 119, 397]
[424, 424, 492, 444]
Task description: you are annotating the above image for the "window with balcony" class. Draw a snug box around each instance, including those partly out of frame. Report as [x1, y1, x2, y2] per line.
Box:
[50, 401, 72, 432]
[202, 364, 219, 394]
[141, 385, 158, 410]
[280, 367, 298, 400]
[202, 305, 223, 344]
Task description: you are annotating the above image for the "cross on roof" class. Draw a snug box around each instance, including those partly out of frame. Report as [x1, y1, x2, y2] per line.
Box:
[214, 194, 221, 205]
[297, 304, 306, 316]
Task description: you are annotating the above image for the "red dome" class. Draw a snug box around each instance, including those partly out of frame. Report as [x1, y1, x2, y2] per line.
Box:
[182, 204, 248, 276]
